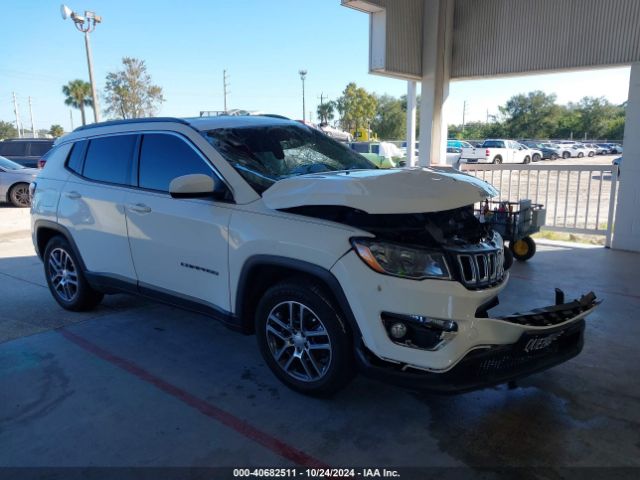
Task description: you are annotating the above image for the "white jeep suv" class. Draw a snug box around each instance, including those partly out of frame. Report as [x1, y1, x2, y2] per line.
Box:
[30, 116, 598, 395]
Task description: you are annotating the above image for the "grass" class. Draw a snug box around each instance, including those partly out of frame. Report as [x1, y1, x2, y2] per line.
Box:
[532, 230, 605, 245]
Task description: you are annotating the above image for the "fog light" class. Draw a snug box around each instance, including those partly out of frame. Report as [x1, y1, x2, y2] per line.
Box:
[389, 322, 407, 339]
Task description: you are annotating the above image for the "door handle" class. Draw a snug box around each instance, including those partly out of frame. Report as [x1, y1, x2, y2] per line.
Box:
[65, 191, 81, 199]
[127, 203, 152, 214]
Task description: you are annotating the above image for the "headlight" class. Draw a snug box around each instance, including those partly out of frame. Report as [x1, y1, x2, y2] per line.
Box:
[351, 238, 451, 280]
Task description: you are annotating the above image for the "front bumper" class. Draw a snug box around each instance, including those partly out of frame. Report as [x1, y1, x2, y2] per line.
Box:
[356, 318, 585, 394]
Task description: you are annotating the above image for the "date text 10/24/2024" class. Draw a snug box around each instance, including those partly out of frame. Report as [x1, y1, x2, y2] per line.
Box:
[233, 468, 401, 478]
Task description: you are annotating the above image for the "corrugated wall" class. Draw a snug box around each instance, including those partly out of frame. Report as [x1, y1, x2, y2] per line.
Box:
[357, 0, 424, 78]
[452, 0, 640, 78]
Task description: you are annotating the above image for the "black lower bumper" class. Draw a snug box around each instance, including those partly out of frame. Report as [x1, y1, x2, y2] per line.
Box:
[356, 319, 585, 394]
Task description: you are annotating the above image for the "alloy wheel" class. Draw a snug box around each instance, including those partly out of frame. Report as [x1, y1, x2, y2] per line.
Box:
[265, 301, 332, 382]
[10, 184, 30, 207]
[48, 248, 79, 302]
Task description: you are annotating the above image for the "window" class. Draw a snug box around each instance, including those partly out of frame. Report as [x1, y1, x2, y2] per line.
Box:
[204, 124, 375, 194]
[482, 140, 505, 148]
[83, 135, 136, 185]
[29, 142, 53, 157]
[66, 141, 87, 174]
[0, 142, 27, 156]
[138, 134, 213, 192]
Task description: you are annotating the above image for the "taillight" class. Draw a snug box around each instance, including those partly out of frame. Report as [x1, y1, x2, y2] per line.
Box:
[38, 159, 46, 169]
[485, 149, 490, 156]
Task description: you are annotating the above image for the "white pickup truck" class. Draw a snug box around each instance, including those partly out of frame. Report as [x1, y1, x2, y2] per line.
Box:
[461, 139, 533, 164]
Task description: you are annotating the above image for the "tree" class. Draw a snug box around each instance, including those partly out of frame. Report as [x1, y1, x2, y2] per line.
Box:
[62, 80, 93, 126]
[499, 91, 561, 138]
[0, 120, 17, 140]
[49, 125, 64, 137]
[336, 82, 377, 135]
[317, 101, 335, 125]
[371, 94, 405, 140]
[104, 57, 164, 119]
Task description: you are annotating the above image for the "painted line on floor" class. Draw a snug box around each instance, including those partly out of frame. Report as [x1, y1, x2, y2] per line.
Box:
[58, 328, 329, 468]
[509, 273, 640, 301]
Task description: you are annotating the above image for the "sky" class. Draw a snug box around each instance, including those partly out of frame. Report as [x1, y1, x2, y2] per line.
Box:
[0, 0, 632, 133]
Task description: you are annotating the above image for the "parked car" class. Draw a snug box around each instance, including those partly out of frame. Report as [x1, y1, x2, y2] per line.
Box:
[521, 141, 559, 160]
[461, 139, 533, 164]
[0, 155, 39, 207]
[445, 147, 462, 169]
[517, 142, 544, 162]
[585, 143, 609, 155]
[608, 143, 623, 154]
[447, 140, 474, 149]
[542, 142, 576, 159]
[0, 138, 54, 168]
[318, 123, 353, 143]
[31, 116, 599, 395]
[572, 143, 596, 157]
[613, 156, 622, 176]
[350, 141, 404, 167]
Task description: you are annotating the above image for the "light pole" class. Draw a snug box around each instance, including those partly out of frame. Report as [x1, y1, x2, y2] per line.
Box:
[61, 4, 102, 123]
[299, 69, 307, 122]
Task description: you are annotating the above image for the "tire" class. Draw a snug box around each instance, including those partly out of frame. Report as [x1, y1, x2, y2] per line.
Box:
[503, 245, 514, 271]
[43, 236, 104, 311]
[492, 156, 502, 164]
[562, 151, 571, 159]
[532, 153, 541, 162]
[551, 153, 559, 160]
[577, 152, 584, 158]
[8, 183, 31, 208]
[510, 236, 536, 262]
[523, 156, 531, 164]
[588, 151, 595, 157]
[255, 279, 354, 396]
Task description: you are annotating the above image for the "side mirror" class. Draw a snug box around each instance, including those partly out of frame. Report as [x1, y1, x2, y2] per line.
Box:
[169, 174, 226, 200]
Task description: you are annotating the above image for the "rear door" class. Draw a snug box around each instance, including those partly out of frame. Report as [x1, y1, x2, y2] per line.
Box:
[124, 132, 232, 311]
[57, 134, 138, 282]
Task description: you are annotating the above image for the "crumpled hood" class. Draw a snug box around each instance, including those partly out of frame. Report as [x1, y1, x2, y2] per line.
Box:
[262, 168, 498, 214]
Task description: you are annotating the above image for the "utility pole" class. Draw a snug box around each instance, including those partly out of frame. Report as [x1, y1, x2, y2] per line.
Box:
[462, 100, 468, 135]
[299, 69, 307, 122]
[70, 109, 74, 131]
[61, 5, 102, 123]
[486, 109, 489, 124]
[223, 69, 230, 112]
[12, 92, 22, 138]
[28, 96, 36, 138]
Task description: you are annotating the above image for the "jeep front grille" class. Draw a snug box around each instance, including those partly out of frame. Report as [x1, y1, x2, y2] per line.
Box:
[455, 250, 504, 289]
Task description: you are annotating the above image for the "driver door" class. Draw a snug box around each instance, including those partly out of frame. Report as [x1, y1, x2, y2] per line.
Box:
[124, 132, 232, 312]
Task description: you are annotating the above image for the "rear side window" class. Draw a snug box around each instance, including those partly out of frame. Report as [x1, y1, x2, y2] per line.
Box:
[0, 142, 27, 156]
[138, 134, 213, 192]
[66, 141, 87, 174]
[83, 135, 137, 185]
[29, 142, 53, 157]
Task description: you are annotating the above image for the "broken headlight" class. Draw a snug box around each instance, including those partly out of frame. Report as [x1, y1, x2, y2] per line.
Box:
[351, 238, 451, 280]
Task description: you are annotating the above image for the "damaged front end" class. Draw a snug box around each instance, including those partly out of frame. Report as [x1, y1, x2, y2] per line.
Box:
[285, 203, 509, 290]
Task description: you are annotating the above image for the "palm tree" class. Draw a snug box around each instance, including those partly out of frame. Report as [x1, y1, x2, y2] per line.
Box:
[62, 80, 93, 126]
[317, 101, 335, 125]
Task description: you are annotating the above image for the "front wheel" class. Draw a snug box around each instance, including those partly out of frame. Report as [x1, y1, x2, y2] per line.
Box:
[577, 152, 584, 158]
[588, 151, 595, 157]
[44, 236, 104, 311]
[9, 183, 31, 207]
[562, 151, 571, 159]
[255, 280, 354, 396]
[510, 236, 536, 261]
[523, 156, 531, 164]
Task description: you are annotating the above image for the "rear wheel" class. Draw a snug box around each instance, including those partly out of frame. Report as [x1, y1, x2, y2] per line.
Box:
[523, 156, 531, 164]
[577, 152, 584, 158]
[8, 183, 30, 208]
[255, 280, 354, 396]
[532, 153, 541, 162]
[562, 151, 571, 159]
[551, 153, 559, 160]
[510, 236, 536, 261]
[493, 156, 503, 164]
[44, 236, 103, 311]
[588, 151, 595, 157]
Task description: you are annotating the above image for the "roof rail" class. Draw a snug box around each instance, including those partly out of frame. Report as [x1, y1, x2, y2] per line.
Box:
[73, 117, 190, 132]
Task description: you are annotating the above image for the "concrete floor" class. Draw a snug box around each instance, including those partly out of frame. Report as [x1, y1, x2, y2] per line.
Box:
[1, 206, 639, 475]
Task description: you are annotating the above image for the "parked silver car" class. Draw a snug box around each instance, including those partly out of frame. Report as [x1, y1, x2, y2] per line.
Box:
[0, 156, 38, 207]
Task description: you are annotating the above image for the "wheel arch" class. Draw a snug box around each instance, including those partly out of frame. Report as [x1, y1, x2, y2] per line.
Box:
[235, 255, 361, 339]
[33, 220, 86, 270]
